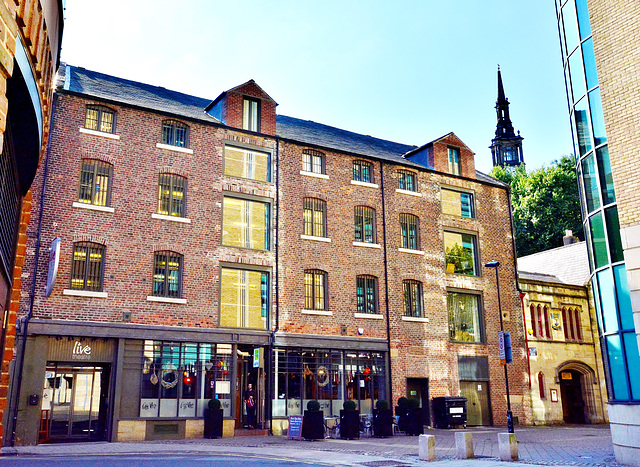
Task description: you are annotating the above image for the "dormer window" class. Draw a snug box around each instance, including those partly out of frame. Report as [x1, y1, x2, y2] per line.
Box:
[243, 97, 260, 132]
[448, 147, 461, 176]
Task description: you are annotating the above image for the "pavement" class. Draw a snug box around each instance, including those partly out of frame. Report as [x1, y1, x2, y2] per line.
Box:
[0, 425, 621, 466]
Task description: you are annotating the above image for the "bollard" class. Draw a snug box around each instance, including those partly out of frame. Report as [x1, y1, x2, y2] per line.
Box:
[419, 434, 435, 461]
[455, 432, 474, 459]
[498, 433, 519, 461]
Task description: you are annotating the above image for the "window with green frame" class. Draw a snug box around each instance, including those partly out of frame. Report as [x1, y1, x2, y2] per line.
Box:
[448, 292, 483, 343]
[219, 268, 269, 329]
[444, 231, 478, 275]
[356, 275, 378, 314]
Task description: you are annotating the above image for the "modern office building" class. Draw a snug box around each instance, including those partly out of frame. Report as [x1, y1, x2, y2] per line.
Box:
[555, 0, 640, 463]
[8, 64, 529, 444]
[0, 0, 62, 448]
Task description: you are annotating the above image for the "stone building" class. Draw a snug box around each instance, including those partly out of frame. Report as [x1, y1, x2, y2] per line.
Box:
[489, 68, 524, 168]
[9, 64, 529, 444]
[555, 1, 640, 463]
[518, 238, 607, 425]
[0, 0, 62, 448]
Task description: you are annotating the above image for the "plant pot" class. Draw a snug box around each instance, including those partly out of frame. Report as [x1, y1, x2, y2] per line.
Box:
[204, 408, 224, 439]
[302, 410, 325, 440]
[395, 406, 409, 434]
[339, 410, 360, 439]
[406, 407, 424, 436]
[373, 408, 393, 437]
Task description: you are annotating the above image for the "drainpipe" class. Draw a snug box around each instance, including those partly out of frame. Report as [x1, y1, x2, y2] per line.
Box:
[9, 93, 57, 445]
[267, 137, 280, 435]
[379, 161, 393, 403]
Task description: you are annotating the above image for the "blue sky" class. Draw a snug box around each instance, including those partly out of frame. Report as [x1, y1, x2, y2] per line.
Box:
[60, 0, 572, 173]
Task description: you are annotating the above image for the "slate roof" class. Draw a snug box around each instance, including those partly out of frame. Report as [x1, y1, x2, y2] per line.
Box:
[517, 241, 590, 287]
[58, 64, 504, 186]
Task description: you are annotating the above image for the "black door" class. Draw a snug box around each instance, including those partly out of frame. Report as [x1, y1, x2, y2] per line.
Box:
[560, 370, 585, 424]
[406, 378, 430, 427]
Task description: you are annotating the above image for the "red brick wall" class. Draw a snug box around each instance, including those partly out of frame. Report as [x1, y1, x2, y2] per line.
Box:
[431, 134, 476, 178]
[224, 81, 277, 136]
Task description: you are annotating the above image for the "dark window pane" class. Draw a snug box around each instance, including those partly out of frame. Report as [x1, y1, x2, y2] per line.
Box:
[597, 269, 618, 333]
[588, 89, 607, 147]
[614, 265, 634, 330]
[581, 152, 600, 212]
[596, 147, 615, 205]
[606, 334, 629, 400]
[623, 332, 640, 399]
[574, 97, 593, 156]
[604, 208, 623, 264]
[589, 212, 608, 268]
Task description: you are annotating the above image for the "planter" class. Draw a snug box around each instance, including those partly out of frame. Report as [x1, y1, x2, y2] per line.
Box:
[339, 410, 360, 439]
[373, 408, 393, 437]
[204, 408, 224, 439]
[302, 410, 325, 440]
[406, 407, 424, 436]
[395, 405, 409, 434]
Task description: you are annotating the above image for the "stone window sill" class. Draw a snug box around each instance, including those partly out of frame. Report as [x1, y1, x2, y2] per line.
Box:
[350, 180, 379, 189]
[353, 242, 381, 249]
[156, 143, 194, 154]
[301, 309, 332, 316]
[301, 235, 331, 243]
[72, 202, 115, 213]
[151, 213, 191, 224]
[63, 289, 108, 298]
[398, 248, 425, 255]
[354, 313, 383, 320]
[402, 316, 429, 323]
[396, 188, 422, 197]
[300, 170, 329, 180]
[79, 127, 120, 140]
[147, 296, 187, 304]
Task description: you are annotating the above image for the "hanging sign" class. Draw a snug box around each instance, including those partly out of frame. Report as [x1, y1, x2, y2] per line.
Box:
[44, 237, 61, 298]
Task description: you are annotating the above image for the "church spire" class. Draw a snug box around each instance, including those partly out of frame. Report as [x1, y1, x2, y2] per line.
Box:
[490, 67, 524, 168]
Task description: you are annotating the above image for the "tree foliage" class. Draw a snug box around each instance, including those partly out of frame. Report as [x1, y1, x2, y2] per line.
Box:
[489, 156, 583, 257]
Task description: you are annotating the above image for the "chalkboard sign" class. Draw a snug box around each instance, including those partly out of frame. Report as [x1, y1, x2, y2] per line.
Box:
[287, 415, 303, 440]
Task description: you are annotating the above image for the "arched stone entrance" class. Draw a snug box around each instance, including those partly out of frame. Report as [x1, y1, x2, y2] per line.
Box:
[556, 361, 598, 424]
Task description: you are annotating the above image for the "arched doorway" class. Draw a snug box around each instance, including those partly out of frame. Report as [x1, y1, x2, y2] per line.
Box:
[556, 361, 597, 424]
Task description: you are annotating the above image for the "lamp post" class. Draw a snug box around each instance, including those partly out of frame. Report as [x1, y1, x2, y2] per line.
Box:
[485, 260, 514, 433]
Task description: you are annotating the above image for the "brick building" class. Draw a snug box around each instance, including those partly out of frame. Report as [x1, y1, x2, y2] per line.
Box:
[518, 237, 608, 425]
[0, 0, 62, 448]
[555, 1, 640, 463]
[9, 64, 529, 444]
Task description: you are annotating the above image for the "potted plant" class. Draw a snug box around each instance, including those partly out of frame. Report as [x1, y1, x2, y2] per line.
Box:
[406, 397, 424, 436]
[204, 398, 224, 439]
[302, 400, 325, 440]
[395, 397, 409, 434]
[340, 400, 360, 439]
[373, 400, 393, 437]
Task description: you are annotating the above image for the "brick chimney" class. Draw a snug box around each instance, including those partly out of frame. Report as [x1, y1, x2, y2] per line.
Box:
[563, 229, 577, 245]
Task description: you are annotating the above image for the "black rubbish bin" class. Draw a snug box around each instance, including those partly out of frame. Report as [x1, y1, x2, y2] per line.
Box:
[432, 396, 467, 429]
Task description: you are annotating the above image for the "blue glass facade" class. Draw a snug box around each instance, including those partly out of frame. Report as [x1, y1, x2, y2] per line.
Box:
[556, 0, 639, 402]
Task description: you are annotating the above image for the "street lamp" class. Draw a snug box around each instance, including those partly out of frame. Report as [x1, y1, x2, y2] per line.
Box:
[485, 260, 514, 434]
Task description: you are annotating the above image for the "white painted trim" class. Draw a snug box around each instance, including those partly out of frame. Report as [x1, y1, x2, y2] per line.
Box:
[300, 170, 329, 180]
[398, 248, 425, 255]
[63, 289, 108, 298]
[301, 309, 333, 316]
[147, 296, 187, 304]
[350, 180, 379, 189]
[155, 143, 194, 154]
[353, 242, 382, 249]
[402, 316, 429, 323]
[395, 188, 422, 197]
[79, 127, 120, 140]
[354, 313, 384, 320]
[72, 202, 115, 213]
[151, 213, 192, 224]
[301, 235, 331, 243]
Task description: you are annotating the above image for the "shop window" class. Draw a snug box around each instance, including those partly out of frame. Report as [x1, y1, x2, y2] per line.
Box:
[354, 206, 376, 243]
[223, 145, 271, 182]
[303, 198, 327, 238]
[448, 292, 483, 343]
[162, 120, 189, 148]
[152, 251, 183, 299]
[219, 268, 269, 329]
[304, 269, 327, 311]
[222, 197, 270, 250]
[157, 173, 186, 218]
[302, 149, 326, 175]
[400, 213, 419, 250]
[70, 242, 105, 291]
[398, 170, 417, 192]
[444, 231, 478, 276]
[403, 280, 423, 318]
[140, 341, 233, 418]
[353, 160, 373, 183]
[356, 275, 378, 314]
[78, 160, 113, 207]
[441, 188, 474, 218]
[85, 105, 115, 134]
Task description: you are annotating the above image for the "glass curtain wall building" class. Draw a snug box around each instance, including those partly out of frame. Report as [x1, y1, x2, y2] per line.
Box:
[556, 0, 639, 402]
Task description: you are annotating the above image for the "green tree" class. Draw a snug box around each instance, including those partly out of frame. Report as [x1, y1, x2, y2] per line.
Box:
[489, 156, 583, 257]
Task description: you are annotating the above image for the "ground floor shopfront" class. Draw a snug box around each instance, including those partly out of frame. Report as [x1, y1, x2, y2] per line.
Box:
[8, 320, 393, 445]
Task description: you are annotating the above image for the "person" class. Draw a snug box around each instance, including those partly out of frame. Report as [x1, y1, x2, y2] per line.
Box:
[244, 383, 256, 428]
